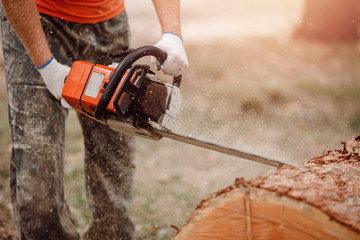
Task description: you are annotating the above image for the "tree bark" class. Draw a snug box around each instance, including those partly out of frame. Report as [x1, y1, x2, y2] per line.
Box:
[294, 0, 360, 41]
[174, 136, 360, 240]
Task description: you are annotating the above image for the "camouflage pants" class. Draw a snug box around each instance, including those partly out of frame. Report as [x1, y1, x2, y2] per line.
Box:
[1, 9, 135, 240]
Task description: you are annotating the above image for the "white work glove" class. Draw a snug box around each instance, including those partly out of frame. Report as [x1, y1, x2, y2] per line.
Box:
[151, 32, 189, 76]
[36, 56, 70, 100]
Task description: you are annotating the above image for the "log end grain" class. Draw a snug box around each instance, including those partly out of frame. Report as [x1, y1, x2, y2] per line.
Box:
[175, 136, 360, 240]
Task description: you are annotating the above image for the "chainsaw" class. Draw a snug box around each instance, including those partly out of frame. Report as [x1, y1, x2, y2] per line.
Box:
[62, 46, 292, 168]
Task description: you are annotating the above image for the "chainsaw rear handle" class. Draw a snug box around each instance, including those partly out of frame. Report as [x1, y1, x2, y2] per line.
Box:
[94, 46, 181, 120]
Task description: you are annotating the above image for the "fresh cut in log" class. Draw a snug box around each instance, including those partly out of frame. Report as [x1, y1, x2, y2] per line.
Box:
[174, 136, 360, 240]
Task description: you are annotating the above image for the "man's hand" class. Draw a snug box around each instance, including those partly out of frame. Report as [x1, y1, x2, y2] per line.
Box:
[36, 57, 70, 100]
[151, 32, 188, 76]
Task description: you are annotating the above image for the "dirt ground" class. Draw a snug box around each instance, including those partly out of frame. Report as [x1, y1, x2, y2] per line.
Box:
[1, 0, 360, 239]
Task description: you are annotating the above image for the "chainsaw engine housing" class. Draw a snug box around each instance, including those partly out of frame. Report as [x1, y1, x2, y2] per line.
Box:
[62, 52, 182, 139]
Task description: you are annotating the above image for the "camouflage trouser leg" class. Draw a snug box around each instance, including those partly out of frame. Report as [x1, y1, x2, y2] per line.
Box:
[77, 114, 135, 240]
[1, 8, 135, 240]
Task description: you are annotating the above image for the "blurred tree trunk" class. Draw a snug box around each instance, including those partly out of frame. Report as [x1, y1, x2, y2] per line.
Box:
[294, 0, 360, 41]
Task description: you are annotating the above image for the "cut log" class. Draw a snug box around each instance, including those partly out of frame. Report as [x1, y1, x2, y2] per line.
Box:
[174, 136, 360, 240]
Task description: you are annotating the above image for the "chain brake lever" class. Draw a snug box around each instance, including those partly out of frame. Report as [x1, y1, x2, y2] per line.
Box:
[110, 46, 134, 60]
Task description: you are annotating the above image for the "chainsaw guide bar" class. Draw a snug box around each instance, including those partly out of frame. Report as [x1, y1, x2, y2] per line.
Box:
[150, 129, 294, 168]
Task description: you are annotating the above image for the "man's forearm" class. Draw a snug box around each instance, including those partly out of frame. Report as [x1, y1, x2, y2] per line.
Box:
[2, 0, 52, 66]
[152, 0, 182, 38]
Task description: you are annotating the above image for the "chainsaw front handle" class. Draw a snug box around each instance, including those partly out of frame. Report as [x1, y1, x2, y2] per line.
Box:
[94, 46, 181, 120]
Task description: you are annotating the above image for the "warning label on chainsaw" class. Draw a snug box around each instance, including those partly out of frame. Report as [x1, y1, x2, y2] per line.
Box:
[85, 72, 105, 98]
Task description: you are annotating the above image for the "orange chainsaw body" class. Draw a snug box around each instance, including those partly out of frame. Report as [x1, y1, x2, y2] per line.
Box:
[61, 46, 181, 136]
[62, 61, 127, 114]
